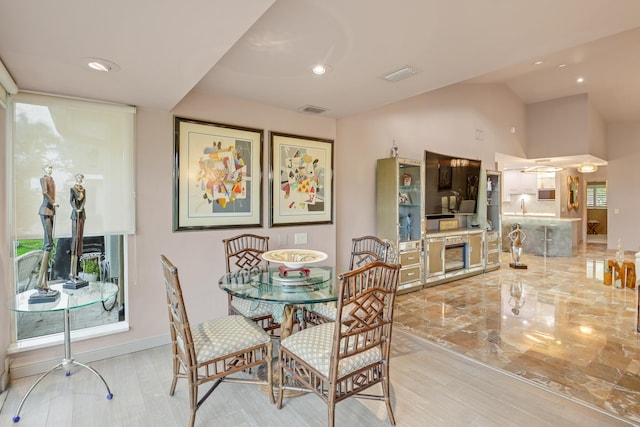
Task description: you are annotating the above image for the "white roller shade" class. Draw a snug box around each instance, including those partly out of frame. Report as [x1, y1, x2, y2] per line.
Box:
[11, 93, 136, 239]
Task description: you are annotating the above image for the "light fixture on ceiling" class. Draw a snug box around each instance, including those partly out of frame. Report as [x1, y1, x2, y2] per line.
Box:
[576, 76, 585, 84]
[522, 165, 563, 173]
[577, 163, 598, 173]
[86, 57, 121, 72]
[311, 64, 331, 75]
[383, 66, 417, 82]
[534, 60, 544, 65]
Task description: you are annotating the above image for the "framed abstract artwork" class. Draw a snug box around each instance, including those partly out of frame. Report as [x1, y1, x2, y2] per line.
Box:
[269, 132, 333, 227]
[173, 117, 263, 231]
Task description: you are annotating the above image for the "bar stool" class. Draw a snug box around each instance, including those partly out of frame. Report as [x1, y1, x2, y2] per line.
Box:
[541, 224, 555, 258]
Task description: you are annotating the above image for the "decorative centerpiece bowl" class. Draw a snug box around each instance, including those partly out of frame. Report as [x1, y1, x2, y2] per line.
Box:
[262, 249, 328, 269]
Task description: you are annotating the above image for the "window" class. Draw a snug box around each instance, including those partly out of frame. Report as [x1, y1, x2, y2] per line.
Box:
[586, 182, 607, 209]
[10, 92, 135, 342]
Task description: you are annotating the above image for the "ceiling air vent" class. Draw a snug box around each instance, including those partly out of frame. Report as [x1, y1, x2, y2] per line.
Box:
[298, 105, 328, 114]
[383, 66, 417, 82]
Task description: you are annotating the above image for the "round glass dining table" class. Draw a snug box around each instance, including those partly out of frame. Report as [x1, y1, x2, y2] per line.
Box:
[218, 266, 338, 338]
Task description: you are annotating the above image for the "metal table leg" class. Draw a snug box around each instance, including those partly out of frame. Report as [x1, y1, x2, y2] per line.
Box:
[12, 309, 113, 423]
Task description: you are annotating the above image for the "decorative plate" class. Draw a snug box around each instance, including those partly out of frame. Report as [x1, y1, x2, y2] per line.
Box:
[262, 249, 328, 269]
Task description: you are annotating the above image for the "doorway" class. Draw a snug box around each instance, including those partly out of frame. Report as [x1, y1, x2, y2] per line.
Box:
[586, 181, 607, 244]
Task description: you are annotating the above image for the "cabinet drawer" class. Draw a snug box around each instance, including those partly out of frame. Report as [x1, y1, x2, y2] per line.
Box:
[399, 251, 420, 266]
[400, 265, 421, 284]
[488, 240, 500, 250]
[487, 252, 500, 264]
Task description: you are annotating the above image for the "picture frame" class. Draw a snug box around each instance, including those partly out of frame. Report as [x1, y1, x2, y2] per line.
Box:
[438, 162, 452, 190]
[173, 117, 263, 231]
[269, 132, 333, 227]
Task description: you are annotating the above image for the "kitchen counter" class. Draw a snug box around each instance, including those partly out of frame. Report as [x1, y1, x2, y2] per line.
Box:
[502, 215, 581, 257]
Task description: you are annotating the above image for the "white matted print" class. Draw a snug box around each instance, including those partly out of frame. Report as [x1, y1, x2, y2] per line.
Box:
[270, 132, 333, 227]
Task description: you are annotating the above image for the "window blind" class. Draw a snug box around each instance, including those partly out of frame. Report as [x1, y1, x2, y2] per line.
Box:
[10, 93, 136, 239]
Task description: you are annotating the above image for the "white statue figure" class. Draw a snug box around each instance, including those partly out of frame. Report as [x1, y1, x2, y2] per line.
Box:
[509, 223, 527, 266]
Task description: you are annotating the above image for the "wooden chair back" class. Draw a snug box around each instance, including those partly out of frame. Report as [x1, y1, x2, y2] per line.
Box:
[332, 261, 400, 369]
[223, 233, 269, 273]
[348, 235, 393, 269]
[160, 255, 197, 371]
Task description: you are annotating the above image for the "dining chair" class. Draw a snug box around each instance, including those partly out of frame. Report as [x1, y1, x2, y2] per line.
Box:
[277, 260, 401, 426]
[306, 235, 394, 325]
[160, 255, 274, 427]
[223, 233, 280, 333]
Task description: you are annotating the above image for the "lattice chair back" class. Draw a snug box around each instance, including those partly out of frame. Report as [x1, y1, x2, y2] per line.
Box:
[277, 260, 400, 426]
[160, 255, 274, 427]
[160, 255, 197, 372]
[222, 234, 279, 333]
[348, 235, 393, 269]
[333, 260, 400, 366]
[223, 234, 269, 273]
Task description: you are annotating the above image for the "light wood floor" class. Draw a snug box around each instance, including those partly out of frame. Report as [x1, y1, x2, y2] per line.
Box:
[0, 330, 631, 427]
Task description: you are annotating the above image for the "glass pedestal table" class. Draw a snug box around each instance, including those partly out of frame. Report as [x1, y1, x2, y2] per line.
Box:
[219, 266, 338, 339]
[10, 282, 118, 423]
[219, 266, 338, 398]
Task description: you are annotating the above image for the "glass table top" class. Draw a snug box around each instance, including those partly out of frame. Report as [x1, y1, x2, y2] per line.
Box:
[10, 282, 119, 313]
[219, 266, 337, 305]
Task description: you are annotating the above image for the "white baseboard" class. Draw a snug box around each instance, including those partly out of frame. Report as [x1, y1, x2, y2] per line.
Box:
[9, 334, 171, 379]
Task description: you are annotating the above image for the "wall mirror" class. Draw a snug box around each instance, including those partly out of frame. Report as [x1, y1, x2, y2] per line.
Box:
[567, 176, 579, 210]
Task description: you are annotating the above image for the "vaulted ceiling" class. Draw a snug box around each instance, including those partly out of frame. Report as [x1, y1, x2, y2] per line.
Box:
[2, 1, 640, 131]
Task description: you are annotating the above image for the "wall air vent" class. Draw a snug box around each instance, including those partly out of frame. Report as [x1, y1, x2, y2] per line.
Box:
[298, 105, 328, 114]
[383, 66, 417, 82]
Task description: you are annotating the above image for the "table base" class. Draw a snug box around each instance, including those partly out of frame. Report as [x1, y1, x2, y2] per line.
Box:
[12, 308, 113, 423]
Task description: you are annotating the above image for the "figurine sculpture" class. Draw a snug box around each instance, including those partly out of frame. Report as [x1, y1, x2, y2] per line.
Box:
[508, 223, 527, 269]
[66, 173, 88, 289]
[32, 165, 60, 303]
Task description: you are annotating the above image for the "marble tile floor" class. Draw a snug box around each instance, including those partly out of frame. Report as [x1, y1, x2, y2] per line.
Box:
[394, 242, 640, 425]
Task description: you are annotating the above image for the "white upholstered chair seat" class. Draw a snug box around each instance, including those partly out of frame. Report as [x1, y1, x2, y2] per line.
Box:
[190, 315, 271, 362]
[307, 302, 354, 322]
[230, 298, 275, 318]
[280, 322, 381, 378]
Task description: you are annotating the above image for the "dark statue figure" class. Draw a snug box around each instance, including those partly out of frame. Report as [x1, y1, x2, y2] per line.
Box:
[32, 165, 60, 303]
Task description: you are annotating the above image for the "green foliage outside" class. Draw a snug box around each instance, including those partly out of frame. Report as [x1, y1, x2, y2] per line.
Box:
[16, 239, 57, 264]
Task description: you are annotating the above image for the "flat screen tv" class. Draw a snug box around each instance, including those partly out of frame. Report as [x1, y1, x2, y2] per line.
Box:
[424, 150, 481, 218]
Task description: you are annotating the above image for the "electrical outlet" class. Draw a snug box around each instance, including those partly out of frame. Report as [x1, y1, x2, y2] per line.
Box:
[278, 234, 288, 246]
[615, 208, 620, 214]
[294, 232, 307, 244]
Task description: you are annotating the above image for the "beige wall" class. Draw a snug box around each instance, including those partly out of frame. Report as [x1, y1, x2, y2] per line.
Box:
[607, 123, 640, 251]
[335, 83, 527, 268]
[526, 94, 590, 159]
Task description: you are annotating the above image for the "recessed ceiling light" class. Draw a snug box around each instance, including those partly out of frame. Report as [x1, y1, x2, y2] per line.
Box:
[576, 77, 585, 84]
[558, 64, 566, 68]
[534, 61, 544, 65]
[311, 64, 330, 75]
[86, 57, 121, 72]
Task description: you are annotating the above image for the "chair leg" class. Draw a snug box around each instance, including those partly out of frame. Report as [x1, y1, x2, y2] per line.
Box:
[328, 403, 335, 427]
[276, 355, 285, 409]
[382, 370, 396, 425]
[189, 381, 198, 427]
[169, 356, 179, 396]
[266, 344, 275, 404]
